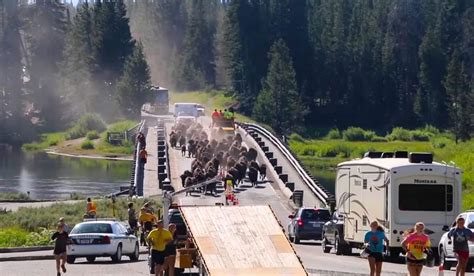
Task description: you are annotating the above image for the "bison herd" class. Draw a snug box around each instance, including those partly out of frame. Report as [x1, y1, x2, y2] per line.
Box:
[170, 121, 267, 197]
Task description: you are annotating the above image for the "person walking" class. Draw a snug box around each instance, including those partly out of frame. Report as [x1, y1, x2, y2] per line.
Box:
[52, 223, 68, 276]
[58, 217, 70, 233]
[364, 221, 389, 276]
[401, 222, 431, 276]
[147, 220, 173, 276]
[128, 202, 138, 235]
[164, 223, 178, 276]
[181, 144, 186, 157]
[139, 207, 157, 246]
[448, 217, 474, 276]
[211, 109, 220, 127]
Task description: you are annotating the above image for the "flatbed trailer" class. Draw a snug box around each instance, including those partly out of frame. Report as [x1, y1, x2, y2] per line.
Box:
[178, 205, 307, 276]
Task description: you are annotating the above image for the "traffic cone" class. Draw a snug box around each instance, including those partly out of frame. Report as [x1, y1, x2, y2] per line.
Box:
[438, 264, 444, 276]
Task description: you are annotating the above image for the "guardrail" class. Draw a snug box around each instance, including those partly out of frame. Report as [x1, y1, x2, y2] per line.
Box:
[239, 122, 333, 206]
[156, 119, 172, 192]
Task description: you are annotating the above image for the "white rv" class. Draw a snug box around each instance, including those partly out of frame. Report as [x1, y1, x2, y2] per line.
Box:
[325, 152, 462, 258]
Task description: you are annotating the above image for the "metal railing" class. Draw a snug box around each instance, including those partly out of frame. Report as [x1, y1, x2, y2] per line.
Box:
[240, 122, 332, 205]
[132, 121, 147, 196]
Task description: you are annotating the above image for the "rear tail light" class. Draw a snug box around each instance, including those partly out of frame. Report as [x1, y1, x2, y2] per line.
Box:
[101, 236, 111, 244]
[297, 218, 304, 226]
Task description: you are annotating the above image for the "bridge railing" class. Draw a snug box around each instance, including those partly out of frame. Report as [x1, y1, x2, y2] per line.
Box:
[239, 122, 333, 205]
[131, 120, 147, 196]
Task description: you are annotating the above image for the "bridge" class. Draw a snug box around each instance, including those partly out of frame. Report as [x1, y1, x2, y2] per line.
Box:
[126, 110, 420, 276]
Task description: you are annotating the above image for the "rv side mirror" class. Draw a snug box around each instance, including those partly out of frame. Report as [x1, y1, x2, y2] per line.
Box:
[337, 214, 344, 220]
[442, 225, 450, 232]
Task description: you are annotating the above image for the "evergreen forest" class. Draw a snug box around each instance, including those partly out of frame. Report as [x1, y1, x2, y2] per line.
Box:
[1, 0, 473, 144]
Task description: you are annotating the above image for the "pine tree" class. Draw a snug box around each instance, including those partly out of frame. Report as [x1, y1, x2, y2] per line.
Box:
[116, 42, 151, 119]
[444, 49, 471, 142]
[253, 39, 302, 134]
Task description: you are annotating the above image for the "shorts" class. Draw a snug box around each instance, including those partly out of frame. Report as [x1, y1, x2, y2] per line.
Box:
[406, 258, 424, 266]
[164, 244, 177, 256]
[54, 250, 66, 257]
[129, 220, 138, 230]
[455, 250, 469, 260]
[368, 252, 384, 262]
[151, 250, 166, 265]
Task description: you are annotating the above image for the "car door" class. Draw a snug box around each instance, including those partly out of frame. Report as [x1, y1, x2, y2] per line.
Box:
[116, 224, 133, 253]
[445, 219, 458, 257]
[288, 210, 299, 236]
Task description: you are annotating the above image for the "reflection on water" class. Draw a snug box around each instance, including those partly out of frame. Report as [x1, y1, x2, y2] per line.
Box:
[0, 151, 131, 200]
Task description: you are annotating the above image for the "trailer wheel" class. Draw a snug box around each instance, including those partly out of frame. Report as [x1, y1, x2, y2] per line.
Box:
[335, 234, 346, 255]
[322, 237, 331, 253]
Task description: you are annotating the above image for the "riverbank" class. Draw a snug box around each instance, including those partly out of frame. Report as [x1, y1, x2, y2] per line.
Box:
[22, 118, 136, 159]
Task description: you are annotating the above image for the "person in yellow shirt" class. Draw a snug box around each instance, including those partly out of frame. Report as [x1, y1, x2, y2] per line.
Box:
[148, 220, 173, 276]
[139, 208, 157, 246]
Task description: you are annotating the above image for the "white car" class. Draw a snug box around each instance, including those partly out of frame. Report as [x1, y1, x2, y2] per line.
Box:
[67, 220, 139, 264]
[439, 211, 474, 270]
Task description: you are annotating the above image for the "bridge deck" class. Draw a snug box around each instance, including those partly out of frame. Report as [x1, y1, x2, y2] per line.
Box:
[180, 205, 307, 276]
[143, 126, 161, 197]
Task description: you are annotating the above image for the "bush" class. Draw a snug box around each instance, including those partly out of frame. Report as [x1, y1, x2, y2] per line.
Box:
[421, 124, 440, 135]
[342, 127, 375, 141]
[289, 133, 306, 143]
[81, 139, 95, 150]
[410, 130, 431, 141]
[0, 192, 30, 201]
[388, 127, 412, 141]
[326, 128, 342, 140]
[86, 131, 100, 140]
[67, 113, 106, 140]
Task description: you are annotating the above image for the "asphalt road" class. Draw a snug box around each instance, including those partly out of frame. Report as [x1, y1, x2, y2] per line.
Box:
[164, 117, 455, 276]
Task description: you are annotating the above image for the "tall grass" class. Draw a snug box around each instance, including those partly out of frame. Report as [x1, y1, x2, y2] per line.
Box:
[0, 198, 160, 232]
[22, 132, 66, 151]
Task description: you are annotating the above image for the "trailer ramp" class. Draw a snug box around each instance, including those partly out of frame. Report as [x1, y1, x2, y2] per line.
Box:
[179, 205, 307, 276]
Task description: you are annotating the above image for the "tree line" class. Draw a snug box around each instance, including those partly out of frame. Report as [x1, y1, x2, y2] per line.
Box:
[128, 0, 473, 140]
[1, 0, 473, 144]
[0, 0, 150, 144]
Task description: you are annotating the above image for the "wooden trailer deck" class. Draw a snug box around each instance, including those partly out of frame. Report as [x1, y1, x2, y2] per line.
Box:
[179, 205, 307, 276]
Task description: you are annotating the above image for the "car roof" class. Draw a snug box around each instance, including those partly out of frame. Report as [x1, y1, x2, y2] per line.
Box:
[299, 207, 329, 211]
[77, 221, 118, 225]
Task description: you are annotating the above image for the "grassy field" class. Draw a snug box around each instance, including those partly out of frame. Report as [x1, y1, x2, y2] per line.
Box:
[0, 197, 160, 247]
[290, 137, 474, 210]
[169, 90, 255, 123]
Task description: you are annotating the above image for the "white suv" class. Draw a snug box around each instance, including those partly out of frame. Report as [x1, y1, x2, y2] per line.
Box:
[67, 220, 139, 264]
[439, 211, 474, 270]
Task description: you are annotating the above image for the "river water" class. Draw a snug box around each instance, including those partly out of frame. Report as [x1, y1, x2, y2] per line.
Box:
[0, 151, 131, 200]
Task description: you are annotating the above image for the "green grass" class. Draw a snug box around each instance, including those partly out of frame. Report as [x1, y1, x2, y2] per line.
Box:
[80, 139, 95, 150]
[0, 192, 30, 201]
[169, 90, 255, 123]
[22, 132, 66, 151]
[0, 198, 160, 247]
[290, 137, 474, 210]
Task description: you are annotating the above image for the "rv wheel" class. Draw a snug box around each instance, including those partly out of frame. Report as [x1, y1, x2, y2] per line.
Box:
[335, 235, 346, 255]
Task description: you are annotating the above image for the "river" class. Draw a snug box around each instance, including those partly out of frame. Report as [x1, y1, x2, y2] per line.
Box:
[0, 150, 131, 200]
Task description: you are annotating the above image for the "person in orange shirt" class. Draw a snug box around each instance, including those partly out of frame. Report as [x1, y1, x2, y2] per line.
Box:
[139, 148, 148, 164]
[85, 198, 97, 218]
[211, 109, 220, 127]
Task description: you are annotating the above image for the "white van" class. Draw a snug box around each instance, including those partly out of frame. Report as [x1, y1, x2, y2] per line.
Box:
[325, 152, 462, 258]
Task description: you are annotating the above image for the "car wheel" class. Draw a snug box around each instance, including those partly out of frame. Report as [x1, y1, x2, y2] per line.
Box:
[294, 234, 301, 244]
[66, 256, 75, 264]
[86, 257, 96, 263]
[322, 237, 331, 253]
[111, 244, 122, 263]
[129, 243, 139, 261]
[440, 247, 452, 270]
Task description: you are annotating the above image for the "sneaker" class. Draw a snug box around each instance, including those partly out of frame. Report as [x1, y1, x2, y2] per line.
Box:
[57, 273, 61, 276]
[61, 265, 66, 273]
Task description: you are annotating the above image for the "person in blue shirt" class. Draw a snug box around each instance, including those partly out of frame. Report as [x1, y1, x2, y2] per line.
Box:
[364, 221, 389, 276]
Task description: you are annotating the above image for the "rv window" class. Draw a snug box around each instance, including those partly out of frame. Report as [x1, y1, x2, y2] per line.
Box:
[399, 184, 453, 211]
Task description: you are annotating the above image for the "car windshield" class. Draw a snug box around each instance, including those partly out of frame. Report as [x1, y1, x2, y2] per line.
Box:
[301, 209, 331, 221]
[71, 223, 113, 234]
